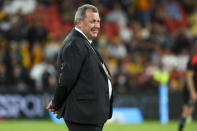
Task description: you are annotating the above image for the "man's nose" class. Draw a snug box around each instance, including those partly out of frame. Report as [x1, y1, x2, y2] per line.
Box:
[95, 22, 100, 28]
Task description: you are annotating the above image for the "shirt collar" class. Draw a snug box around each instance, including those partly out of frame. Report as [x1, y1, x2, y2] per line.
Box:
[74, 27, 92, 44]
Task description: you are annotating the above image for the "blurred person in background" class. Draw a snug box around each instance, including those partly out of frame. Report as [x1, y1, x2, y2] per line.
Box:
[178, 42, 197, 131]
[47, 4, 113, 131]
[0, 63, 8, 91]
[30, 58, 56, 92]
[26, 18, 47, 47]
[105, 1, 128, 28]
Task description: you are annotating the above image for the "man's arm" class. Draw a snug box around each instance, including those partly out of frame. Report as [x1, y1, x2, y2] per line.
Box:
[48, 40, 88, 111]
[185, 70, 197, 102]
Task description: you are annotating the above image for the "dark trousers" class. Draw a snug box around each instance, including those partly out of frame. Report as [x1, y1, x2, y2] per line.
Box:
[66, 121, 104, 131]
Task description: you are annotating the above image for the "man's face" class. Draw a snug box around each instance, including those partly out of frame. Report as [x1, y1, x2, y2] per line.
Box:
[78, 9, 100, 40]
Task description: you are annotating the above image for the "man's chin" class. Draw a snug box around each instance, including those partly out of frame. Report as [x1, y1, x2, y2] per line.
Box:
[91, 35, 98, 39]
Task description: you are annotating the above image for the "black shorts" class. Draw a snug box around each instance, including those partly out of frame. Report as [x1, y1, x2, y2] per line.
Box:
[182, 86, 196, 106]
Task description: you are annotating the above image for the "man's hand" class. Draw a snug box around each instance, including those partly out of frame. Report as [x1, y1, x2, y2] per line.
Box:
[46, 101, 59, 114]
[190, 92, 197, 102]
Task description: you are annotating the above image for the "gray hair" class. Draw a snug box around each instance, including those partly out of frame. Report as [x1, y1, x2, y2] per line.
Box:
[74, 4, 98, 25]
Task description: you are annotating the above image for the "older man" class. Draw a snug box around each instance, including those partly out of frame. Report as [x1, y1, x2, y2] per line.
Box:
[47, 4, 113, 131]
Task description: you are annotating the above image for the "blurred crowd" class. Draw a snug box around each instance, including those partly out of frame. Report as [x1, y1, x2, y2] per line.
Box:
[0, 0, 197, 94]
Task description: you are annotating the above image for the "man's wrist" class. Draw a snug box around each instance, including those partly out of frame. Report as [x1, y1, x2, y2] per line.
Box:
[51, 100, 58, 111]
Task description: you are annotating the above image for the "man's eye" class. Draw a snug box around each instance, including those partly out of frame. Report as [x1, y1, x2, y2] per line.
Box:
[90, 20, 100, 24]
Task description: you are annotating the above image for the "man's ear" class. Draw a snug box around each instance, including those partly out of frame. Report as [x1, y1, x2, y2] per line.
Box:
[76, 19, 82, 28]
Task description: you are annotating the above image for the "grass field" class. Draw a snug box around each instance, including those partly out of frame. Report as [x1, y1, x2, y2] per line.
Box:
[0, 120, 197, 131]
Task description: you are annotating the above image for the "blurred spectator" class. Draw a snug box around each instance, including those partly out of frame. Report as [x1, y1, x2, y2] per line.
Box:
[0, 41, 7, 64]
[151, 22, 173, 48]
[113, 71, 131, 94]
[58, 0, 75, 23]
[127, 4, 138, 23]
[107, 37, 127, 59]
[30, 59, 56, 92]
[12, 63, 33, 92]
[0, 14, 12, 34]
[31, 42, 43, 65]
[8, 41, 20, 66]
[161, 0, 188, 33]
[19, 40, 31, 69]
[119, 24, 133, 44]
[42, 70, 57, 93]
[169, 69, 185, 91]
[164, 0, 182, 20]
[105, 1, 128, 28]
[136, 0, 154, 24]
[106, 57, 119, 77]
[0, 1, 4, 9]
[182, 0, 196, 14]
[127, 37, 143, 54]
[161, 48, 178, 72]
[127, 53, 144, 77]
[171, 28, 192, 54]
[176, 49, 189, 71]
[187, 3, 197, 38]
[3, 0, 36, 15]
[27, 18, 47, 45]
[5, 13, 27, 42]
[0, 63, 8, 86]
[44, 39, 60, 63]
